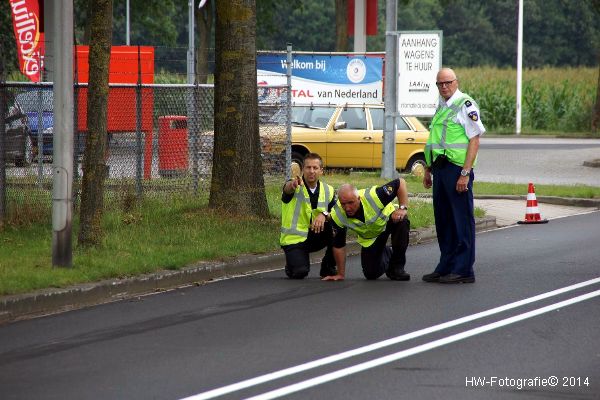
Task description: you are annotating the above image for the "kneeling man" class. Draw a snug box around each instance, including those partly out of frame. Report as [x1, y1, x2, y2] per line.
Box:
[323, 179, 410, 281]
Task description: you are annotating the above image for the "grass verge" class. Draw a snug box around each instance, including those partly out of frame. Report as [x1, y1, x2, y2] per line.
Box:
[2, 172, 597, 296]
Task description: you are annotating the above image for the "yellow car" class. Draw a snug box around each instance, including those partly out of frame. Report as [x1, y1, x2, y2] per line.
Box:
[287, 104, 429, 172]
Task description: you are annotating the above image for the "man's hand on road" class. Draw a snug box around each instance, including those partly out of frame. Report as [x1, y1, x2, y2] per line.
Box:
[322, 274, 344, 281]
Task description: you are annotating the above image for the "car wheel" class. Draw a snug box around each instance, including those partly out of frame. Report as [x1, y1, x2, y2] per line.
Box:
[291, 150, 305, 168]
[15, 135, 33, 167]
[406, 153, 426, 175]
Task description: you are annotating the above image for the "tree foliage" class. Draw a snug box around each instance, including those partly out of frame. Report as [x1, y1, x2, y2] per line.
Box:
[0, 0, 597, 77]
[0, 1, 18, 74]
[256, 0, 336, 51]
[256, 0, 599, 67]
[74, 0, 181, 46]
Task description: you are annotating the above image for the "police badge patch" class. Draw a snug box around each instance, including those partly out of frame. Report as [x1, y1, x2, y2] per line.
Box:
[468, 111, 479, 121]
[383, 185, 394, 195]
[465, 100, 472, 107]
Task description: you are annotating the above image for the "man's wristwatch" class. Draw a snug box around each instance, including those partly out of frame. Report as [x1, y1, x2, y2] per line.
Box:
[460, 169, 470, 177]
[399, 205, 408, 211]
[321, 211, 329, 217]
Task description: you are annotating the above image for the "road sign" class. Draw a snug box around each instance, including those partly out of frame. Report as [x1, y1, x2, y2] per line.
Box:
[397, 31, 442, 117]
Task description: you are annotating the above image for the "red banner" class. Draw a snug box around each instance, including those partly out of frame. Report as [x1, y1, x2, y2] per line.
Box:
[9, 0, 44, 82]
[348, 0, 378, 36]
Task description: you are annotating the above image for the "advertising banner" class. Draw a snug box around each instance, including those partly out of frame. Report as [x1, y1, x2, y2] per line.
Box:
[9, 0, 44, 82]
[257, 54, 383, 105]
[397, 31, 443, 117]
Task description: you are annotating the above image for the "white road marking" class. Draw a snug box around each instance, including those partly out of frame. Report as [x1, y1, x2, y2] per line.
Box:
[179, 277, 600, 400]
[546, 209, 599, 221]
[246, 290, 600, 400]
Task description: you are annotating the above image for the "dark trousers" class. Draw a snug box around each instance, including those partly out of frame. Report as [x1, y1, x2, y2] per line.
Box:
[432, 160, 476, 277]
[360, 218, 410, 280]
[282, 223, 336, 279]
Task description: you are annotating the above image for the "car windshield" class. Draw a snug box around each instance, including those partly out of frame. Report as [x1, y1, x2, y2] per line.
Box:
[291, 106, 335, 128]
[15, 90, 53, 112]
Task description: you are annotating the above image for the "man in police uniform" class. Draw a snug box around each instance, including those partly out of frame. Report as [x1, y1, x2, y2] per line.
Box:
[280, 153, 337, 279]
[322, 180, 410, 281]
[422, 67, 485, 284]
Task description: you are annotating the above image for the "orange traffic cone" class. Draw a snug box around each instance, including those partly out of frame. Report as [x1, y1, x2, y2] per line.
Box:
[517, 183, 548, 224]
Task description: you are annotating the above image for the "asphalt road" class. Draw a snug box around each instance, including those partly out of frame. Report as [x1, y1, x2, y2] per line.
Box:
[9, 137, 600, 186]
[1, 211, 599, 400]
[477, 138, 600, 186]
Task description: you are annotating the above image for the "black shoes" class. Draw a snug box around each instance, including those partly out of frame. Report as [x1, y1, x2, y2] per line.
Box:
[422, 272, 442, 282]
[422, 272, 475, 283]
[439, 274, 475, 284]
[387, 269, 411, 281]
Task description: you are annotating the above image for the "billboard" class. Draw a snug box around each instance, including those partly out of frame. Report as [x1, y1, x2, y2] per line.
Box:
[397, 31, 443, 117]
[257, 54, 383, 105]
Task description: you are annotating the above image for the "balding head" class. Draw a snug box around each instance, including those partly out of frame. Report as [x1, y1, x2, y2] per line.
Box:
[437, 68, 457, 81]
[436, 67, 459, 100]
[338, 184, 358, 198]
[338, 184, 361, 217]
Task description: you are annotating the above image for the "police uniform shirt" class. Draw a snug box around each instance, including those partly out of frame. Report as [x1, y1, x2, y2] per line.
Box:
[442, 89, 486, 139]
[330, 179, 402, 248]
[281, 178, 336, 215]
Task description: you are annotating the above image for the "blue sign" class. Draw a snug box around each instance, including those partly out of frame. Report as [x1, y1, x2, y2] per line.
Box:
[257, 54, 383, 104]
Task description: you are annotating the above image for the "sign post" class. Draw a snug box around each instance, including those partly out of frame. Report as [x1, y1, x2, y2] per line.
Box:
[397, 31, 443, 117]
[381, 0, 397, 179]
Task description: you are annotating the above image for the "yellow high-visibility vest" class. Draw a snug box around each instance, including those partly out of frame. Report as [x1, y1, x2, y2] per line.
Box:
[280, 181, 334, 246]
[425, 94, 478, 168]
[331, 186, 394, 247]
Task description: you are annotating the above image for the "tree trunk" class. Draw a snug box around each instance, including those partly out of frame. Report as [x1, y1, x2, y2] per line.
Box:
[592, 60, 600, 133]
[335, 0, 348, 52]
[209, 0, 269, 218]
[195, 0, 213, 84]
[78, 0, 113, 246]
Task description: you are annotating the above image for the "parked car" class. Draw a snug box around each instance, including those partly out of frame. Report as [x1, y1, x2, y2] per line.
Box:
[16, 89, 88, 160]
[2, 92, 32, 167]
[271, 104, 429, 172]
[15, 89, 54, 158]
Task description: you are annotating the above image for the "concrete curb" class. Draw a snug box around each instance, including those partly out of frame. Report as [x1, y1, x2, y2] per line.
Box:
[0, 216, 496, 323]
[482, 195, 600, 208]
[411, 193, 600, 209]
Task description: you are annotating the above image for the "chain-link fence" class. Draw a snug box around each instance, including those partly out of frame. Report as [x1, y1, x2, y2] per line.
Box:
[0, 79, 291, 222]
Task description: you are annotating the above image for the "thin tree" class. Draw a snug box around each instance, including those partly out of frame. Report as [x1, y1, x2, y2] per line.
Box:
[78, 0, 113, 246]
[195, 0, 213, 84]
[209, 0, 269, 217]
[335, 0, 348, 52]
[593, 60, 600, 134]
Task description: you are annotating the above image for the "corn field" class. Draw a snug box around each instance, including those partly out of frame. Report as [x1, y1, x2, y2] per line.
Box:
[456, 67, 598, 133]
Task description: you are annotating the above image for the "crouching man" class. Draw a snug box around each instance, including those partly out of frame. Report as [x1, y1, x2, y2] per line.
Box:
[323, 179, 410, 281]
[280, 153, 337, 279]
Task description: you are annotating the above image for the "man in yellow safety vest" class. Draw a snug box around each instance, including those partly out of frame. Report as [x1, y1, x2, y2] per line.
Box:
[422, 67, 485, 284]
[280, 153, 337, 279]
[322, 179, 410, 281]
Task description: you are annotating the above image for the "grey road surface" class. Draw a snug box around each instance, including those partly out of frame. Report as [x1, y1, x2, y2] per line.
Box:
[9, 137, 600, 186]
[477, 137, 600, 186]
[0, 211, 598, 400]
